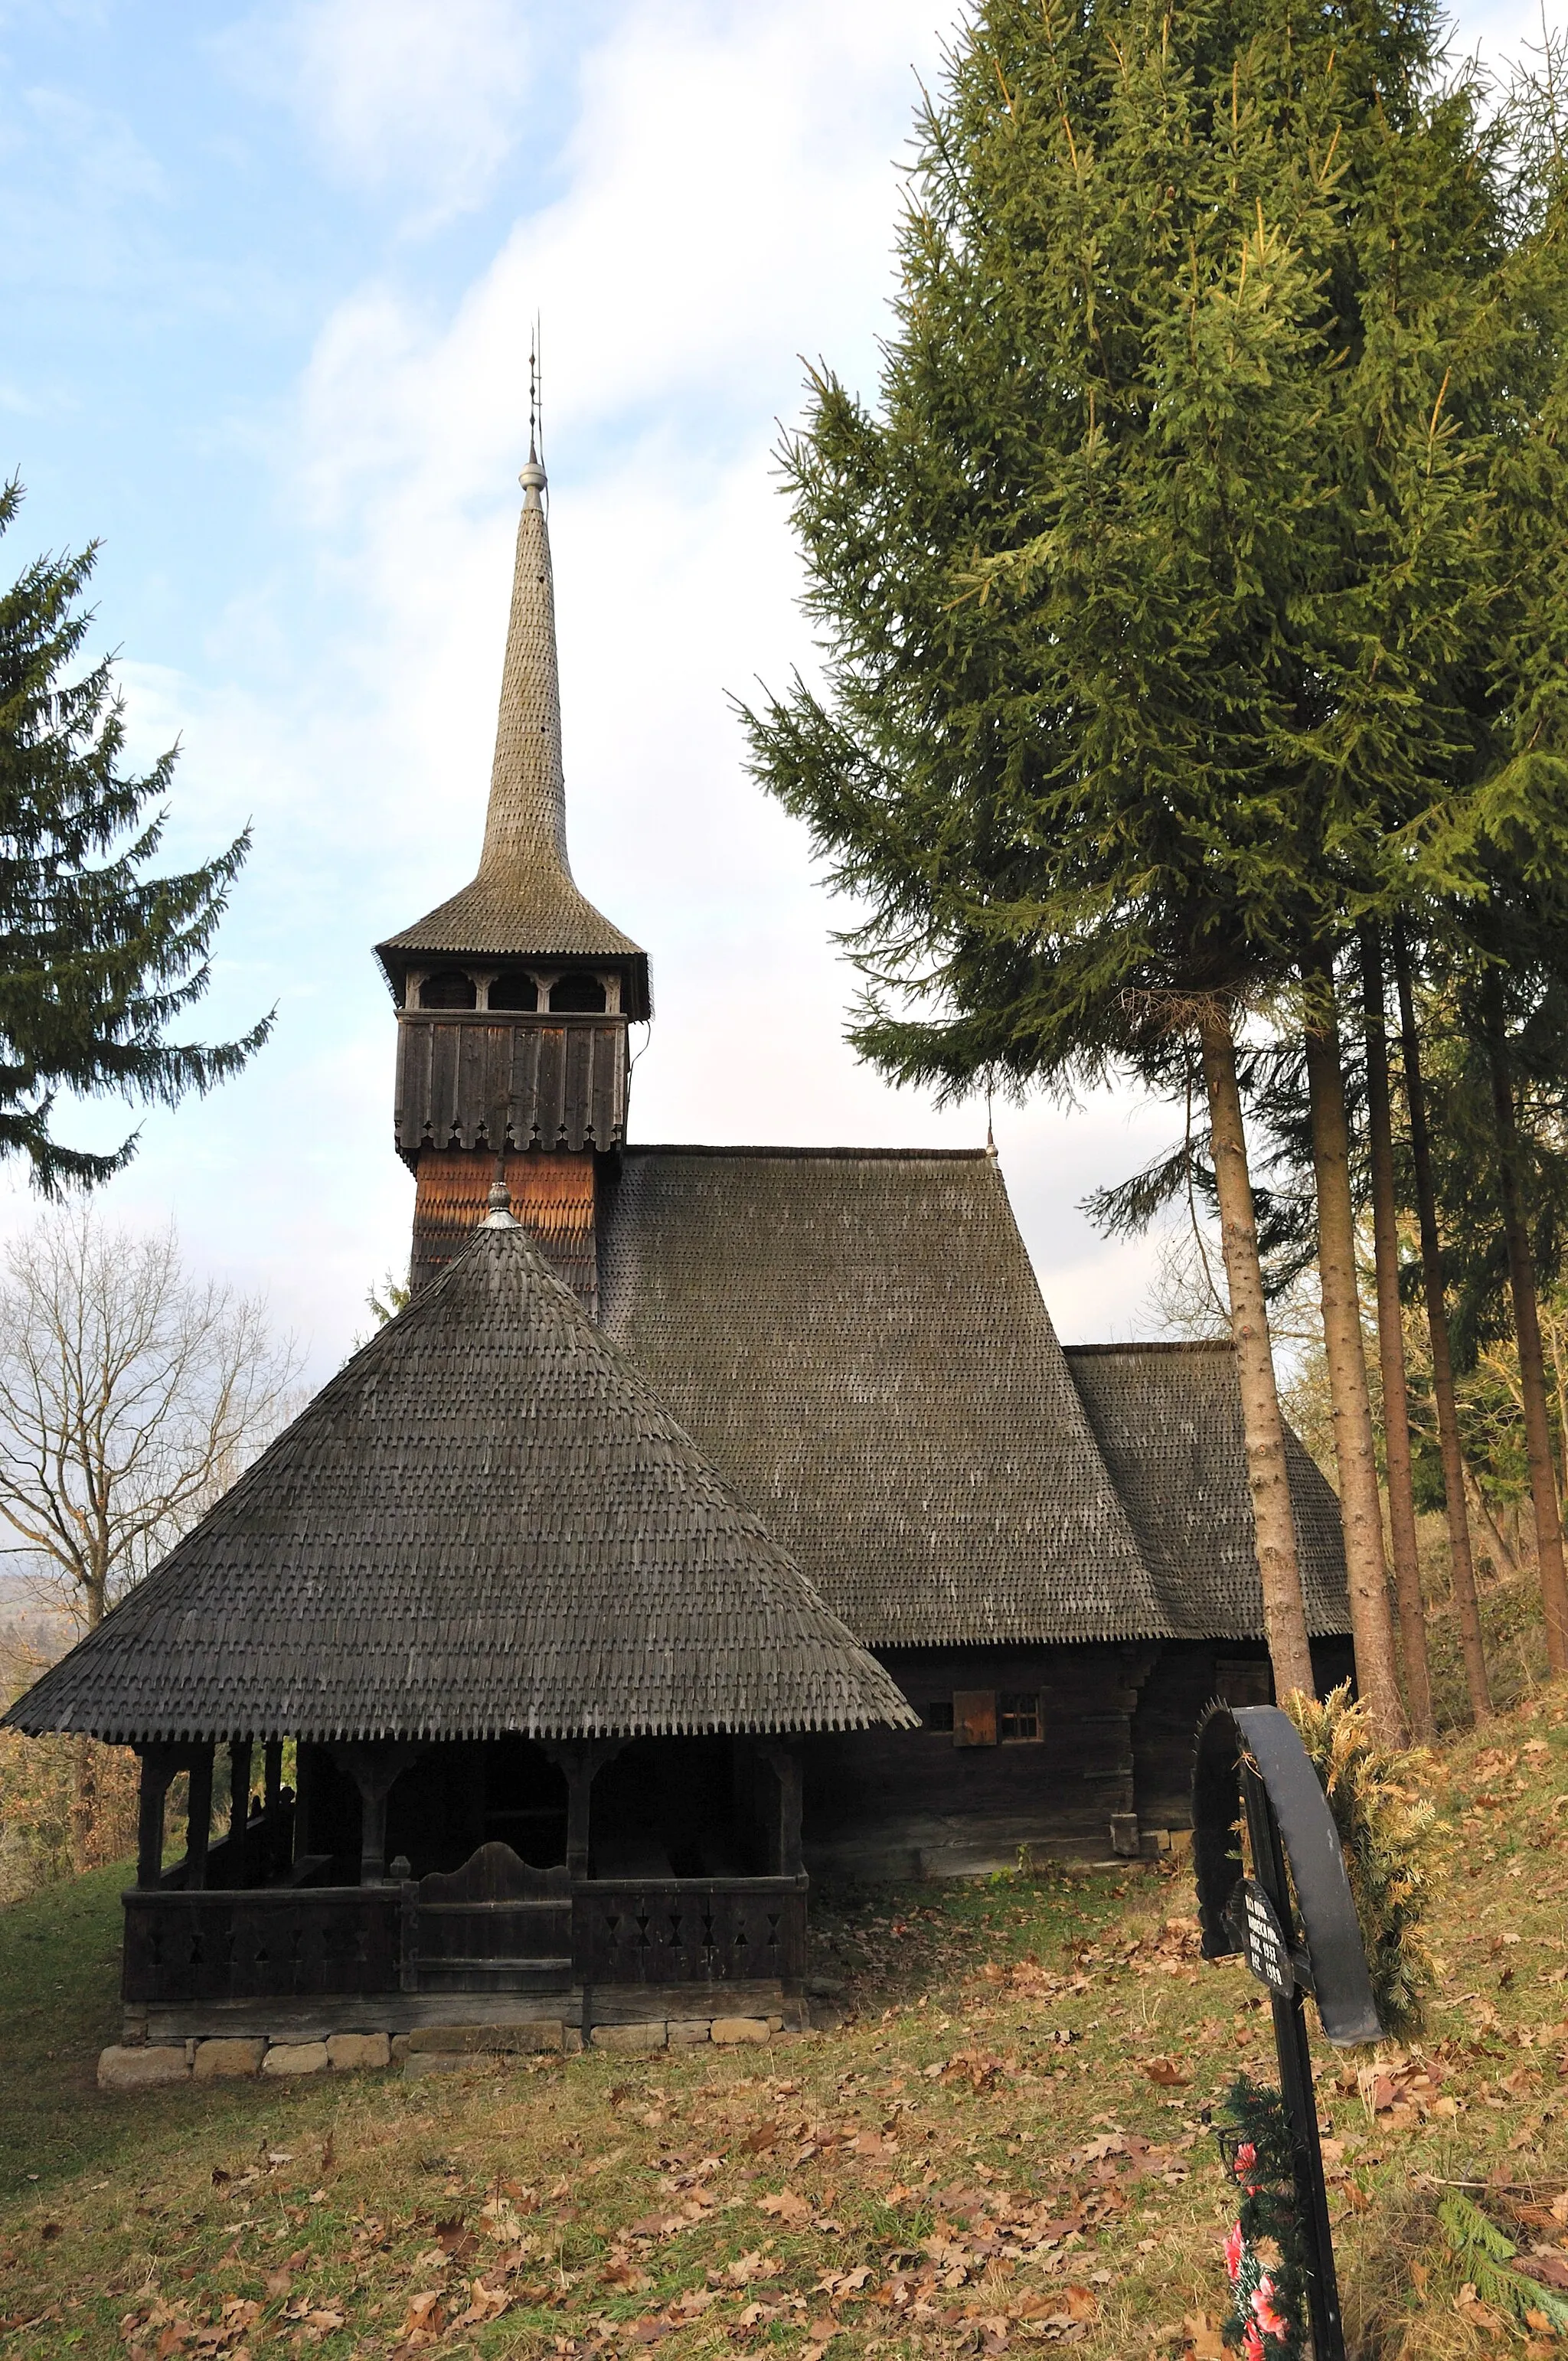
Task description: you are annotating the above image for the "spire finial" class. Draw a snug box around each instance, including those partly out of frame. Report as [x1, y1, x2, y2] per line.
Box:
[520, 318, 546, 506]
[482, 1148, 520, 1229]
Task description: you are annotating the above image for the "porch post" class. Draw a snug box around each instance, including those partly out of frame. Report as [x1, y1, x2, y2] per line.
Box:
[135, 1747, 178, 1889]
[541, 1739, 627, 1879]
[263, 1739, 284, 1880]
[756, 1741, 803, 1877]
[228, 1739, 252, 1885]
[565, 1750, 593, 1880]
[186, 1745, 214, 1891]
[333, 1743, 421, 1885]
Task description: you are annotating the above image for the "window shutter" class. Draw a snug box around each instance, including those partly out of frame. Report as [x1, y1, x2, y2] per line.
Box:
[952, 1690, 998, 1748]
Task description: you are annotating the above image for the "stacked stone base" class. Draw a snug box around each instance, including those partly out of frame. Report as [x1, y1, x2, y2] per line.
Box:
[99, 1998, 799, 2089]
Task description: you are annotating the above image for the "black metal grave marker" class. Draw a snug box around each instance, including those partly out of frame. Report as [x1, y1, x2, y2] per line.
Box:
[1193, 1703, 1383, 2361]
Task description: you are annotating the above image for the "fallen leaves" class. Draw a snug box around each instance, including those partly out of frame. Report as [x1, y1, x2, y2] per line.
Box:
[1141, 2056, 1191, 2088]
[757, 2189, 811, 2224]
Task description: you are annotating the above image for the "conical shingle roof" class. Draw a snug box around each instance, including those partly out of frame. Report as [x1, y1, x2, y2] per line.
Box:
[5, 1207, 913, 1745]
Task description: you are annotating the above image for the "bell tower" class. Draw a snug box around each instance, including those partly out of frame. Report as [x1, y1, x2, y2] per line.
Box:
[375, 444, 649, 1306]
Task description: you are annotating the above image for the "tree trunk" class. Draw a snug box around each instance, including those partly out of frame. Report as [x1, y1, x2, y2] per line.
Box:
[1301, 965, 1408, 1747]
[1197, 1005, 1317, 1703]
[1462, 1459, 1522, 1580]
[1393, 924, 1492, 1723]
[1359, 926, 1435, 1742]
[1481, 967, 1568, 1674]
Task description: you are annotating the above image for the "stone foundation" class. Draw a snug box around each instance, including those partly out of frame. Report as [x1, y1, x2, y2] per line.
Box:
[100, 2007, 792, 2088]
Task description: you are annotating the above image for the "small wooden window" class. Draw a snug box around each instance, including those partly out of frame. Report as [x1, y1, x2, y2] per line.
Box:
[488, 972, 538, 1011]
[999, 1692, 1040, 1742]
[953, 1690, 998, 1748]
[420, 968, 476, 1011]
[550, 972, 606, 1013]
[924, 1700, 954, 1732]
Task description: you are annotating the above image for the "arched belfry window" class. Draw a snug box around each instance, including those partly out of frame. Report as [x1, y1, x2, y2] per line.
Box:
[420, 969, 477, 1011]
[549, 972, 607, 1014]
[488, 972, 539, 1012]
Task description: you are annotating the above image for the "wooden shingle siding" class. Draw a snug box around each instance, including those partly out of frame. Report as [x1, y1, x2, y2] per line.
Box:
[1063, 1344, 1350, 1638]
[598, 1151, 1350, 1651]
[411, 1150, 599, 1302]
[599, 1149, 1168, 1647]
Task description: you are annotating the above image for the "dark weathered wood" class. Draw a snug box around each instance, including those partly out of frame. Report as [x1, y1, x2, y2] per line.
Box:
[142, 1989, 580, 2042]
[122, 1886, 403, 2005]
[803, 1645, 1142, 1873]
[393, 1014, 628, 1163]
[574, 1877, 807, 1987]
[227, 1741, 251, 1888]
[408, 1841, 572, 1991]
[538, 1737, 628, 1879]
[187, 1747, 214, 1890]
[753, 1742, 804, 1877]
[136, 1746, 185, 1889]
[334, 1742, 423, 1886]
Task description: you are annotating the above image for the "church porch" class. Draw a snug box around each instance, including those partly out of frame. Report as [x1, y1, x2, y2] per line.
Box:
[118, 1732, 809, 2052]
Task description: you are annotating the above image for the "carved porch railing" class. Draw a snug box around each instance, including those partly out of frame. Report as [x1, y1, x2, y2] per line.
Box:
[123, 1886, 402, 2004]
[122, 1862, 808, 2007]
[571, 1877, 808, 1987]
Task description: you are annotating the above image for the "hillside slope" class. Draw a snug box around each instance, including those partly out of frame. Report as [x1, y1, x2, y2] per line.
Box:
[3, 1701, 1568, 2359]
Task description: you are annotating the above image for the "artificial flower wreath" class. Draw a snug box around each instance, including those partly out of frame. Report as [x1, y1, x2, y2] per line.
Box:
[1214, 2077, 1308, 2360]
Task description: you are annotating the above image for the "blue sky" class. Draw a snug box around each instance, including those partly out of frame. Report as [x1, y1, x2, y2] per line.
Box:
[0, 0, 1552, 1384]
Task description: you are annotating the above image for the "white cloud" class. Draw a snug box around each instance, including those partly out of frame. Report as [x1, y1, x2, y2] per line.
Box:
[234, 0, 1189, 1368]
[224, 0, 533, 224]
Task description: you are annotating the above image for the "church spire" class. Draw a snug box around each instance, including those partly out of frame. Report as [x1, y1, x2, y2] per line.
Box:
[477, 440, 573, 890]
[376, 440, 648, 1003]
[375, 414, 651, 1294]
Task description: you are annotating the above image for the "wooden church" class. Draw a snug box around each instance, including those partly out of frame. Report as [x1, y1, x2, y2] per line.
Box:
[5, 444, 1351, 2067]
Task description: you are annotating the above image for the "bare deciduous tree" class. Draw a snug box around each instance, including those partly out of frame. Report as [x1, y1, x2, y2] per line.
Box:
[0, 1204, 300, 1634]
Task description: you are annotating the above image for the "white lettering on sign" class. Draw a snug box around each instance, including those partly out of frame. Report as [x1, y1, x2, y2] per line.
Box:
[1239, 1879, 1295, 1996]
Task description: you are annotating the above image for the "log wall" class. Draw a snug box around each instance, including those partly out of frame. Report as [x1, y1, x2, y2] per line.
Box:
[799, 1644, 1145, 1878]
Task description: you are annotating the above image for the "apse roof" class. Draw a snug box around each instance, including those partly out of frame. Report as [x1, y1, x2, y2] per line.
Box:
[5, 1201, 913, 1745]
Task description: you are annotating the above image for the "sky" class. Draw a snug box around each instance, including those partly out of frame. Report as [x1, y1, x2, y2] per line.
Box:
[0, 0, 1553, 1388]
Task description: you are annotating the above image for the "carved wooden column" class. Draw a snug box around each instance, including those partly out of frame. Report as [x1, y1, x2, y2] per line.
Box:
[135, 1745, 182, 1889]
[227, 1739, 252, 1886]
[541, 1739, 627, 1879]
[333, 1743, 421, 1884]
[263, 1739, 285, 1880]
[186, 1745, 214, 1890]
[755, 1741, 804, 1877]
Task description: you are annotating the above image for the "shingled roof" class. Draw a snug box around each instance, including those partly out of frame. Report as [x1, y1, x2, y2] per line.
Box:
[1063, 1342, 1351, 1638]
[5, 1200, 914, 1746]
[376, 453, 650, 1014]
[598, 1148, 1173, 1646]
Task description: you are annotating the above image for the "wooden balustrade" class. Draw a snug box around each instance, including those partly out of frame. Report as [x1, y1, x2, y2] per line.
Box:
[572, 1877, 808, 1987]
[122, 1885, 402, 2004]
[122, 1861, 808, 2006]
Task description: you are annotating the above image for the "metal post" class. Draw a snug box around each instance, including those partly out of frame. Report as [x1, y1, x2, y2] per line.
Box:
[1240, 1759, 1346, 2361]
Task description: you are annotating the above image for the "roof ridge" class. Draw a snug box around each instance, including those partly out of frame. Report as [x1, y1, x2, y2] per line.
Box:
[1063, 1338, 1236, 1357]
[621, 1144, 995, 1162]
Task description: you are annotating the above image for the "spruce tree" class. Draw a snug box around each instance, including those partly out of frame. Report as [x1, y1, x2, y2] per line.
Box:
[0, 482, 269, 1186]
[741, 0, 1548, 1734]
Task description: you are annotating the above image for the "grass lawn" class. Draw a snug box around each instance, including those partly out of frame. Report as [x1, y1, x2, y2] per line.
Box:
[4, 1700, 1568, 2360]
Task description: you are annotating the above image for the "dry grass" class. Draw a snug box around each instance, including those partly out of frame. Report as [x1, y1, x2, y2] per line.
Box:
[5, 1696, 1568, 2359]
